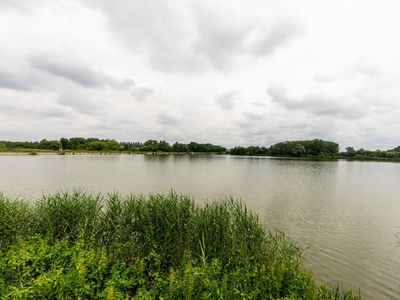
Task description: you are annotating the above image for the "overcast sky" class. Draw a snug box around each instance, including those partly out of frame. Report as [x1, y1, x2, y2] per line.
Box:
[1, 0, 400, 150]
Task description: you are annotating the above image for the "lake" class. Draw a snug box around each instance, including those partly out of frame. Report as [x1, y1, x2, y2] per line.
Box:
[1, 154, 399, 299]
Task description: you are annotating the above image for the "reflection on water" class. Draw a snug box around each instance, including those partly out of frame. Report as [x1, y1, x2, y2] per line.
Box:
[1, 154, 400, 299]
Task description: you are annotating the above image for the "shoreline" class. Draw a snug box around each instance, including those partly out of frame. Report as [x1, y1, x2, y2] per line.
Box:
[1, 151, 399, 162]
[0, 151, 218, 156]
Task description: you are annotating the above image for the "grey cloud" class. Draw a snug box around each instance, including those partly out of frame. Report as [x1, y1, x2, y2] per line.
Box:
[193, 6, 304, 69]
[355, 63, 381, 78]
[252, 101, 266, 107]
[0, 99, 69, 119]
[215, 91, 239, 110]
[243, 112, 264, 120]
[267, 85, 368, 119]
[106, 77, 135, 90]
[26, 52, 134, 90]
[57, 90, 102, 115]
[89, 124, 118, 131]
[81, 1, 304, 73]
[39, 107, 69, 118]
[0, 0, 30, 11]
[131, 87, 155, 101]
[267, 85, 300, 108]
[0, 70, 29, 91]
[192, 3, 251, 69]
[83, 0, 195, 74]
[156, 112, 180, 125]
[313, 74, 336, 83]
[250, 21, 305, 56]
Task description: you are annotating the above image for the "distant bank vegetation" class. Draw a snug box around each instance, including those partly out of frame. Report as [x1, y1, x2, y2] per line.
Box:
[230, 140, 400, 159]
[1, 137, 400, 159]
[0, 138, 226, 154]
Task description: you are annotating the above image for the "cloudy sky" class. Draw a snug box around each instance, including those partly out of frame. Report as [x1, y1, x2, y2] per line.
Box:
[1, 0, 400, 150]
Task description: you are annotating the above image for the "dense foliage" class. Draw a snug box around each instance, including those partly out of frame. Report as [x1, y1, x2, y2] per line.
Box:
[230, 139, 400, 159]
[0, 191, 362, 299]
[341, 146, 400, 159]
[0, 138, 226, 153]
[140, 140, 226, 153]
[230, 139, 339, 157]
[2, 136, 399, 159]
[0, 138, 125, 152]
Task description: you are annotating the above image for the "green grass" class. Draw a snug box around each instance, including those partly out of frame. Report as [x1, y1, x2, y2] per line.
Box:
[0, 191, 363, 299]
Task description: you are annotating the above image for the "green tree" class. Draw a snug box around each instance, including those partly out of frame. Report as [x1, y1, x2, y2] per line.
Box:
[158, 140, 172, 152]
[105, 140, 121, 151]
[291, 144, 306, 157]
[392, 146, 400, 152]
[141, 140, 159, 152]
[68, 137, 86, 150]
[230, 146, 247, 155]
[39, 139, 62, 150]
[60, 137, 69, 150]
[172, 142, 189, 152]
[87, 141, 106, 151]
[345, 147, 356, 157]
[187, 142, 199, 152]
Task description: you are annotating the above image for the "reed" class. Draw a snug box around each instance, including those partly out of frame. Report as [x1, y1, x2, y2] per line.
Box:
[0, 190, 364, 299]
[0, 193, 33, 250]
[32, 190, 103, 244]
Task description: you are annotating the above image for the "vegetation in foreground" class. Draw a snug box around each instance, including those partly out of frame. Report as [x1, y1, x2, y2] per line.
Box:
[0, 191, 362, 299]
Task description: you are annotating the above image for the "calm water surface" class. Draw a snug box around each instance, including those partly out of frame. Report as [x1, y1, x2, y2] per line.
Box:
[1, 154, 400, 299]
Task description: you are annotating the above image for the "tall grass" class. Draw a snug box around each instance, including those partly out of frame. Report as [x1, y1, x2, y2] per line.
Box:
[0, 193, 33, 249]
[0, 190, 364, 299]
[33, 190, 103, 244]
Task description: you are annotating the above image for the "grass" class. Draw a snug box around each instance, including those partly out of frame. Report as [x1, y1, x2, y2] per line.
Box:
[0, 190, 363, 299]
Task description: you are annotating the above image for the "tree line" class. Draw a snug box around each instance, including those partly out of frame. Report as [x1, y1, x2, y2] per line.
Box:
[1, 137, 399, 158]
[230, 139, 339, 157]
[0, 138, 126, 152]
[230, 139, 400, 159]
[342, 146, 400, 159]
[0, 138, 226, 153]
[140, 140, 227, 153]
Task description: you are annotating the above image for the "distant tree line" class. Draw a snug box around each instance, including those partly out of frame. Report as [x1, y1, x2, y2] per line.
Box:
[342, 146, 400, 159]
[230, 139, 339, 157]
[140, 140, 227, 153]
[0, 138, 226, 153]
[60, 137, 124, 151]
[230, 139, 400, 159]
[1, 137, 399, 158]
[0, 138, 138, 152]
[0, 139, 62, 151]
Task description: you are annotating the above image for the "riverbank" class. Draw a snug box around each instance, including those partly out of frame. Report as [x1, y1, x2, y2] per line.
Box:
[0, 150, 224, 156]
[0, 191, 363, 299]
[1, 150, 400, 163]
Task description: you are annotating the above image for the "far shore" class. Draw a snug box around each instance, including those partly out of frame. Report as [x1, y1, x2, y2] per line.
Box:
[0, 151, 220, 156]
[0, 151, 132, 156]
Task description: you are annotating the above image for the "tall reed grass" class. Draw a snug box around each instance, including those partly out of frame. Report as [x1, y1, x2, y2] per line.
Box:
[0, 190, 363, 299]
